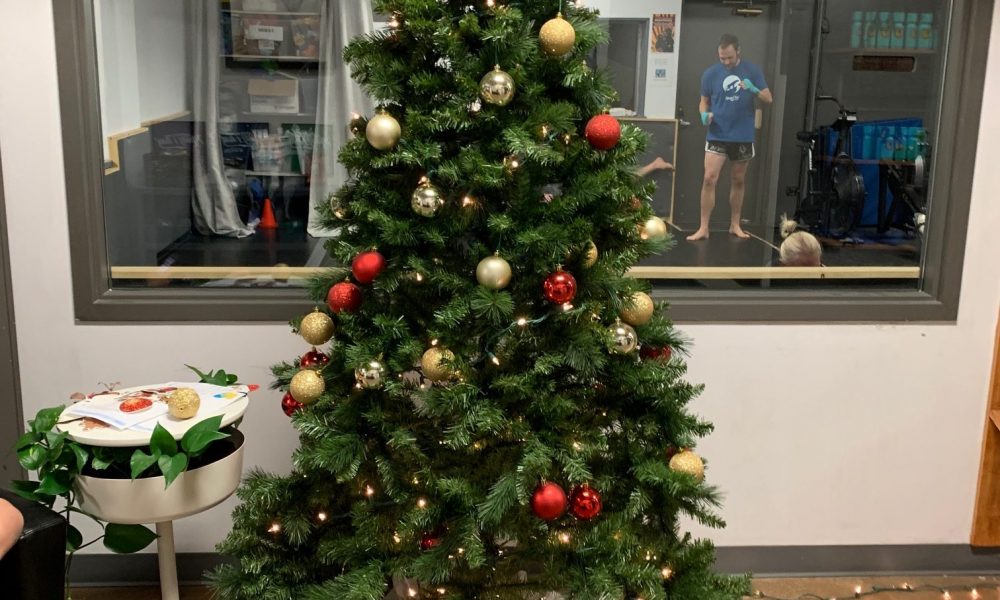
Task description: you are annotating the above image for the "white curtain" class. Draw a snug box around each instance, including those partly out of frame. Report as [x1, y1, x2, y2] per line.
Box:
[307, 0, 374, 236]
[192, 0, 253, 237]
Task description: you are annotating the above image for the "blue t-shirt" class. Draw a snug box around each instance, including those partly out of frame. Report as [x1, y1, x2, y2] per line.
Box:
[700, 60, 768, 143]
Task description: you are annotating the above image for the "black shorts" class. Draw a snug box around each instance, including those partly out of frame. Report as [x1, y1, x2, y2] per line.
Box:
[706, 140, 756, 162]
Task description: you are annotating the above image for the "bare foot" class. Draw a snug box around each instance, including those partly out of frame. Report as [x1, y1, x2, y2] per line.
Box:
[686, 229, 710, 241]
[729, 226, 751, 239]
[651, 157, 674, 171]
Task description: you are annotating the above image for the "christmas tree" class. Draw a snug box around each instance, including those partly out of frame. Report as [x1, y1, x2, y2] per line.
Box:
[212, 1, 749, 598]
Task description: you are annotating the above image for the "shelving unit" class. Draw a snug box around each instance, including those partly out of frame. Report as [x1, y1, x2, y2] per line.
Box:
[972, 308, 1000, 546]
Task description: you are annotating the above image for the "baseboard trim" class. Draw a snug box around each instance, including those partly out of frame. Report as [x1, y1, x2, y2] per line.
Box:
[69, 545, 1000, 585]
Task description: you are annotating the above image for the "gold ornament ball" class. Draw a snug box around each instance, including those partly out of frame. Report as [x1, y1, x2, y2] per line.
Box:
[167, 388, 201, 420]
[669, 450, 705, 482]
[355, 360, 387, 389]
[610, 321, 639, 354]
[412, 181, 445, 217]
[640, 216, 669, 242]
[620, 291, 655, 327]
[540, 13, 576, 57]
[480, 66, 516, 107]
[582, 241, 599, 268]
[421, 347, 456, 382]
[476, 255, 512, 290]
[300, 310, 335, 346]
[366, 111, 401, 151]
[290, 369, 325, 405]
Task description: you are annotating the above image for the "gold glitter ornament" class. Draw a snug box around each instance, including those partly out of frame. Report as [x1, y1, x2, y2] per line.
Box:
[421, 347, 456, 382]
[412, 180, 445, 217]
[620, 291, 654, 327]
[476, 255, 512, 290]
[669, 450, 705, 482]
[167, 388, 201, 420]
[299, 310, 335, 346]
[639, 216, 669, 242]
[609, 320, 638, 354]
[365, 110, 401, 151]
[290, 369, 325, 405]
[539, 13, 576, 57]
[479, 66, 515, 106]
[582, 241, 598, 268]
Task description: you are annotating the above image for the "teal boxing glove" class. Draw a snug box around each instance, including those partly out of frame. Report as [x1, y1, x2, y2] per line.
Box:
[700, 111, 711, 126]
[741, 78, 761, 95]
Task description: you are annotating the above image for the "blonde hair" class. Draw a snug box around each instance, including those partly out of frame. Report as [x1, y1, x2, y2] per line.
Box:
[779, 216, 822, 267]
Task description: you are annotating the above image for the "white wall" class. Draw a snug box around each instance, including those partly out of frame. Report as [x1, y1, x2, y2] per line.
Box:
[0, 0, 998, 554]
[95, 0, 189, 159]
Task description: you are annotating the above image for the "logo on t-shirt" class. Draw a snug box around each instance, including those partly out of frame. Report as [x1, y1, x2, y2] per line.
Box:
[722, 75, 742, 101]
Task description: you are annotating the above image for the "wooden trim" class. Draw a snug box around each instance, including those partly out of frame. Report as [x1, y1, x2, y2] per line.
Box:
[109, 265, 920, 282]
[139, 110, 191, 128]
[971, 307, 1000, 546]
[103, 125, 148, 176]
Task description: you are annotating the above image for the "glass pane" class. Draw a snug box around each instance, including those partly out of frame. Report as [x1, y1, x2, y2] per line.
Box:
[95, 0, 372, 288]
[590, 0, 948, 291]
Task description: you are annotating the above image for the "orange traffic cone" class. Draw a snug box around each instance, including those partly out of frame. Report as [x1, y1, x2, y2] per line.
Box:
[259, 198, 278, 229]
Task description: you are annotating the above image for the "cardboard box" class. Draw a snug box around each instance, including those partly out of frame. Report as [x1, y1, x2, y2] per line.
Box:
[248, 78, 299, 114]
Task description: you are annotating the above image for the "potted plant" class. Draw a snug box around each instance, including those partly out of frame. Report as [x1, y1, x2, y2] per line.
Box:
[7, 367, 247, 598]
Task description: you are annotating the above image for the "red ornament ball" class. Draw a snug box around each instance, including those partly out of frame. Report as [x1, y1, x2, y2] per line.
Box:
[585, 114, 621, 150]
[640, 344, 673, 362]
[531, 482, 568, 521]
[420, 530, 443, 551]
[327, 282, 362, 314]
[300, 348, 330, 369]
[543, 270, 577, 305]
[281, 392, 304, 417]
[351, 250, 387, 285]
[569, 484, 602, 520]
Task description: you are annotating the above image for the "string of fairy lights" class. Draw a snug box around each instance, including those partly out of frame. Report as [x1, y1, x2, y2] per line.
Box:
[750, 582, 996, 600]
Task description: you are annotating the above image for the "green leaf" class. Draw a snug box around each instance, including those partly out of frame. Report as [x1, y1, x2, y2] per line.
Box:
[36, 470, 72, 496]
[70, 443, 89, 473]
[103, 523, 158, 553]
[9, 480, 41, 502]
[129, 450, 158, 479]
[185, 364, 211, 382]
[180, 415, 228, 457]
[15, 431, 41, 450]
[158, 453, 188, 489]
[66, 524, 84, 551]
[90, 454, 113, 471]
[226, 373, 238, 385]
[185, 364, 238, 386]
[30, 406, 64, 434]
[45, 431, 68, 455]
[149, 423, 177, 457]
[17, 445, 48, 471]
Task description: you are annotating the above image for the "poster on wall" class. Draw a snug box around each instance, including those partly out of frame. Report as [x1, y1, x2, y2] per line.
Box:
[651, 13, 676, 53]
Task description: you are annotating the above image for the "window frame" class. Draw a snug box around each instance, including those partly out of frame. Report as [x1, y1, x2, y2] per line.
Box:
[55, 0, 993, 323]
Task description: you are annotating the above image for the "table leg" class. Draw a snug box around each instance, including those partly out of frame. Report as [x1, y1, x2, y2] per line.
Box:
[156, 521, 179, 600]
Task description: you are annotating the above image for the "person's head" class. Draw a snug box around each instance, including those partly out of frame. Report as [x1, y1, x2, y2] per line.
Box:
[778, 216, 822, 267]
[718, 34, 741, 70]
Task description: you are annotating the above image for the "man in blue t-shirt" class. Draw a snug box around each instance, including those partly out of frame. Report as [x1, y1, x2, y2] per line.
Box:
[687, 33, 772, 241]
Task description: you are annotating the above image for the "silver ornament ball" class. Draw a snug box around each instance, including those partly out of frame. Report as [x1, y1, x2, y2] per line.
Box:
[610, 321, 639, 354]
[365, 111, 401, 151]
[355, 360, 387, 389]
[476, 255, 512, 290]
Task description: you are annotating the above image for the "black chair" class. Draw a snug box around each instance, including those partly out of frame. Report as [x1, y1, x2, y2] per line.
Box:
[0, 488, 66, 600]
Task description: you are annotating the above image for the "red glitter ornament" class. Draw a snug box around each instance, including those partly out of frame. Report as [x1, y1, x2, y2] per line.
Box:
[300, 348, 330, 369]
[281, 392, 304, 417]
[327, 282, 363, 314]
[531, 482, 568, 521]
[585, 114, 621, 150]
[543, 270, 577, 305]
[420, 530, 444, 551]
[569, 484, 602, 520]
[640, 345, 673, 362]
[351, 250, 387, 284]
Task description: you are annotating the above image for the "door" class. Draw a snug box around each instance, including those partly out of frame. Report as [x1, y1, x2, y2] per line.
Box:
[674, 1, 780, 229]
[0, 155, 23, 486]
